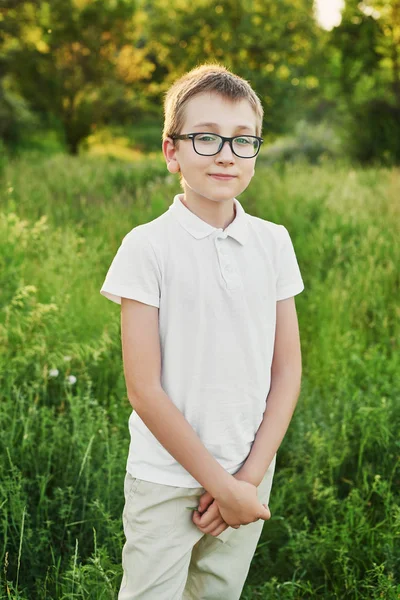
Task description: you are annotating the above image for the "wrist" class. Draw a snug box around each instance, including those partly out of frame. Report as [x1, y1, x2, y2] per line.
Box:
[213, 472, 241, 503]
[233, 468, 260, 488]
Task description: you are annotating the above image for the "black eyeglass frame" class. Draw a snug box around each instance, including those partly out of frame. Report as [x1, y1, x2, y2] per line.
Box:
[170, 132, 264, 158]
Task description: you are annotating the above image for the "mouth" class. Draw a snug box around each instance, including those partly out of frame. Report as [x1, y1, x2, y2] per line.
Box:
[208, 174, 237, 180]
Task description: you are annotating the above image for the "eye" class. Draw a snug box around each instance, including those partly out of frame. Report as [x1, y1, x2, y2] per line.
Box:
[235, 136, 253, 145]
[197, 134, 219, 142]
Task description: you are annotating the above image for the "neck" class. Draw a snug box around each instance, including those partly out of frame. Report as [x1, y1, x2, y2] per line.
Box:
[180, 190, 236, 230]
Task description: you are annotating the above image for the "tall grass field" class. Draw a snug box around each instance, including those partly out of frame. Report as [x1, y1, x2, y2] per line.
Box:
[1, 152, 399, 599]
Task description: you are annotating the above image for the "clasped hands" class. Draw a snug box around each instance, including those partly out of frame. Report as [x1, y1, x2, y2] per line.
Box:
[192, 470, 271, 538]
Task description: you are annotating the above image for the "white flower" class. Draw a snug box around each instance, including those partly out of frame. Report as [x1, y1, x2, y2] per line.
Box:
[63, 355, 72, 362]
[49, 369, 59, 377]
[67, 375, 77, 384]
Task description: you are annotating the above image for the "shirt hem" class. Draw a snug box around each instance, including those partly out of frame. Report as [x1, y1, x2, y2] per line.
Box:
[126, 464, 205, 488]
[100, 286, 160, 307]
[276, 283, 304, 301]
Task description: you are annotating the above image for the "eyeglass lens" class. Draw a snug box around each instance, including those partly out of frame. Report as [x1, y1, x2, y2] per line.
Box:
[193, 134, 259, 157]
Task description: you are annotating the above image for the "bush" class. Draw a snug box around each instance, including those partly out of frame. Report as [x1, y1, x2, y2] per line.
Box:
[260, 120, 344, 165]
[0, 138, 8, 177]
[341, 99, 400, 166]
[0, 86, 39, 149]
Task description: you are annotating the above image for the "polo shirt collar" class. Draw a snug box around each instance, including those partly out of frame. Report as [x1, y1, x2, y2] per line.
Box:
[169, 194, 250, 245]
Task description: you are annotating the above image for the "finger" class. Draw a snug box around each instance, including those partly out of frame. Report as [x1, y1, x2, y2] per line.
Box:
[199, 517, 226, 535]
[261, 504, 271, 519]
[256, 508, 271, 522]
[194, 514, 240, 535]
[208, 522, 229, 537]
[192, 510, 205, 525]
[198, 506, 240, 530]
[209, 522, 241, 537]
[195, 509, 219, 529]
[198, 499, 215, 517]
[196, 504, 220, 528]
[197, 491, 214, 513]
[193, 510, 212, 528]
[200, 517, 240, 531]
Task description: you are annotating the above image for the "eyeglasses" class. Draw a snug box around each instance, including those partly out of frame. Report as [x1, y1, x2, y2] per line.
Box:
[170, 132, 264, 158]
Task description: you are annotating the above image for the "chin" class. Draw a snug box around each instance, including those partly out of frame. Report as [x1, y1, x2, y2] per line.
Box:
[186, 179, 245, 202]
[205, 191, 238, 202]
[212, 187, 245, 200]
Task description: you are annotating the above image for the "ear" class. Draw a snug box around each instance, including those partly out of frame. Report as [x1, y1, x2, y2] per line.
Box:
[163, 138, 181, 174]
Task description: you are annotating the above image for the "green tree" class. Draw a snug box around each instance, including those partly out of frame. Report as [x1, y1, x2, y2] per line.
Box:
[328, 0, 400, 163]
[135, 0, 322, 137]
[0, 1, 38, 146]
[3, 0, 154, 154]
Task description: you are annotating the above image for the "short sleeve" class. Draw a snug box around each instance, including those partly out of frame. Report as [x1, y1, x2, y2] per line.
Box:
[276, 225, 304, 301]
[100, 230, 161, 307]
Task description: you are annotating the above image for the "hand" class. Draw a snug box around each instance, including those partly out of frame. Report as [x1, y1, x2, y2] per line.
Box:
[192, 489, 237, 538]
[215, 478, 271, 528]
[192, 470, 269, 537]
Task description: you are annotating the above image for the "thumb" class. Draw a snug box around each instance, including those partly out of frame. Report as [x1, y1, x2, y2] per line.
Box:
[198, 492, 213, 513]
[260, 503, 271, 520]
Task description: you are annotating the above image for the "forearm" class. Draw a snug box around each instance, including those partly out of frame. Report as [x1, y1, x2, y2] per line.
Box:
[130, 387, 236, 500]
[239, 368, 301, 487]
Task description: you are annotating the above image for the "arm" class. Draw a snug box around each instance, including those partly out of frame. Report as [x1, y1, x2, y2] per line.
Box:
[237, 296, 302, 487]
[121, 297, 237, 501]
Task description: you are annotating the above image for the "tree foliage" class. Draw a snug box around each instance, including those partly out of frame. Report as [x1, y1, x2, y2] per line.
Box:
[136, 0, 321, 134]
[0, 0, 399, 162]
[1, 0, 155, 153]
[326, 0, 400, 162]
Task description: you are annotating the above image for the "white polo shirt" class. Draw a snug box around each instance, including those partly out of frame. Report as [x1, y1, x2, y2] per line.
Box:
[100, 193, 304, 487]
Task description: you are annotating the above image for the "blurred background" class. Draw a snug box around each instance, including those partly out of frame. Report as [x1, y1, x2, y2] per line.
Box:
[1, 2, 399, 599]
[1, 0, 400, 164]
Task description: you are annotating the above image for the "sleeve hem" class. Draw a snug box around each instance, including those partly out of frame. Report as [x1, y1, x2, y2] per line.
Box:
[276, 283, 304, 301]
[100, 286, 160, 308]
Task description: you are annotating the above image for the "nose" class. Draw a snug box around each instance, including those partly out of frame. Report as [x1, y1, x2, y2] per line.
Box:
[216, 140, 235, 162]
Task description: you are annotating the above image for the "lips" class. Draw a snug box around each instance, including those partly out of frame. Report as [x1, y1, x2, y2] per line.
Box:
[209, 174, 237, 180]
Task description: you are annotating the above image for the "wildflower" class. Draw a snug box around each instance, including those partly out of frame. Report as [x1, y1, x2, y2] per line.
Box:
[67, 375, 77, 384]
[63, 355, 72, 362]
[49, 369, 59, 377]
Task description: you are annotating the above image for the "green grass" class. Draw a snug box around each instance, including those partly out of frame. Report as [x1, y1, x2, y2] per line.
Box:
[0, 152, 399, 598]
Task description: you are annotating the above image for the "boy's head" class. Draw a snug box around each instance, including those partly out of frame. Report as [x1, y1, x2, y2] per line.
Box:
[162, 63, 264, 204]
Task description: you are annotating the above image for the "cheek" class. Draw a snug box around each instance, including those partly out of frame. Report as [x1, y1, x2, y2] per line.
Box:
[244, 163, 255, 179]
[184, 156, 211, 175]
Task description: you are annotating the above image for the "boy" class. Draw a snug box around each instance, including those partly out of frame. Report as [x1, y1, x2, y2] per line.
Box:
[100, 63, 304, 599]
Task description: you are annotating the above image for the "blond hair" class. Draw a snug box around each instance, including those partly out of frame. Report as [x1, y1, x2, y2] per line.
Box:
[163, 63, 264, 143]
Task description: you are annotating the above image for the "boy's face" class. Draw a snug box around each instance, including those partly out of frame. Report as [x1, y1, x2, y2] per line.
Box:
[163, 92, 259, 205]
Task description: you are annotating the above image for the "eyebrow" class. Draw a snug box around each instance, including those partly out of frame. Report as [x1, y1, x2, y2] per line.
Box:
[192, 122, 254, 131]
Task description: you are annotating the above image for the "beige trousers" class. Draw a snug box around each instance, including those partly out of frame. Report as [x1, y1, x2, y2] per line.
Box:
[118, 454, 276, 600]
